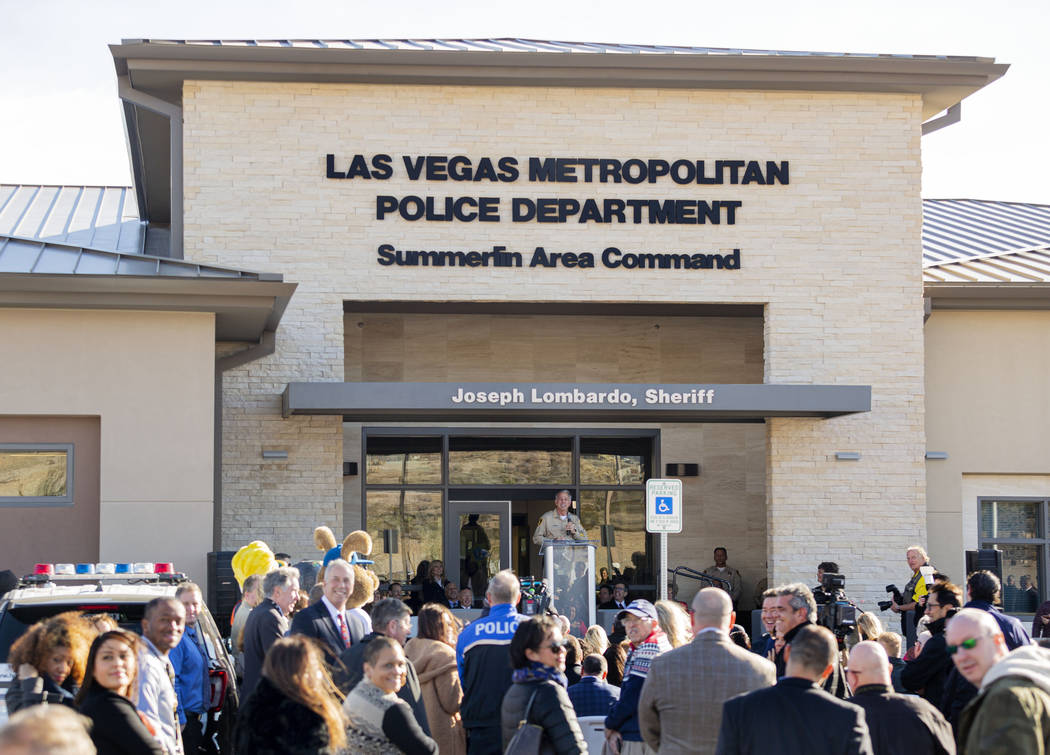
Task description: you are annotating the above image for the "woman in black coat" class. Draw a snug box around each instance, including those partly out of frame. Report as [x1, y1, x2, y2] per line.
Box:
[233, 635, 347, 755]
[76, 629, 165, 755]
[501, 616, 587, 755]
[421, 559, 451, 605]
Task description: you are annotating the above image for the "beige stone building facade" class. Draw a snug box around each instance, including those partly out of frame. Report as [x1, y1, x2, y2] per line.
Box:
[8, 40, 1046, 626]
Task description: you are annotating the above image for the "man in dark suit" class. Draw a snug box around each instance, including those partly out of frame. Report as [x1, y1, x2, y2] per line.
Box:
[338, 597, 430, 735]
[289, 558, 368, 667]
[567, 654, 620, 718]
[640, 588, 776, 755]
[716, 625, 873, 755]
[846, 641, 954, 755]
[241, 566, 300, 699]
[598, 581, 629, 610]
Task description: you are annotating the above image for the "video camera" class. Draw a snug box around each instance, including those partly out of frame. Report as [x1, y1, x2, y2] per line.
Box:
[813, 572, 857, 641]
[518, 576, 551, 616]
[877, 585, 904, 612]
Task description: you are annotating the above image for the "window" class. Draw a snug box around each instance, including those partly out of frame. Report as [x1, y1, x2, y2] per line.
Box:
[980, 498, 1048, 610]
[0, 444, 74, 506]
[362, 430, 656, 589]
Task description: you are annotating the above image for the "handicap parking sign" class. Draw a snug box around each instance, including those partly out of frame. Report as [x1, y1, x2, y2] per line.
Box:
[646, 479, 682, 533]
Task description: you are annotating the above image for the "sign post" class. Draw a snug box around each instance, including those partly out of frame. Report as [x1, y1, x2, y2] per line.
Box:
[646, 478, 683, 602]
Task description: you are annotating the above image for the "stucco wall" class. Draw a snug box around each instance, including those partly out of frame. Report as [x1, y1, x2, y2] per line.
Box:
[0, 309, 215, 585]
[925, 309, 1050, 582]
[183, 81, 925, 608]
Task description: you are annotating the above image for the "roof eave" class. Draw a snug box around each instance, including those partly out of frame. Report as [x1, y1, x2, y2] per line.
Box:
[110, 42, 1007, 118]
[0, 272, 297, 341]
[925, 282, 1050, 310]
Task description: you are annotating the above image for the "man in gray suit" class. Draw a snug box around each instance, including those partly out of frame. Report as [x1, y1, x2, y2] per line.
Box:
[639, 588, 776, 754]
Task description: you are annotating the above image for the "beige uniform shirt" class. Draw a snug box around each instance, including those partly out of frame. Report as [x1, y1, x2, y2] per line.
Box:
[532, 510, 588, 545]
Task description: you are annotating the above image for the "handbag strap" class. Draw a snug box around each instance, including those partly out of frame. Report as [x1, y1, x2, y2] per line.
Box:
[520, 686, 541, 726]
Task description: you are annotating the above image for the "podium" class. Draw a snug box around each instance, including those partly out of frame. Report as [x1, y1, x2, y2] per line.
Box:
[541, 539, 597, 630]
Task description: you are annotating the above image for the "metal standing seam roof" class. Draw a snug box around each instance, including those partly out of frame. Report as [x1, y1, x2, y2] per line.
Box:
[122, 38, 995, 62]
[0, 185, 145, 255]
[922, 200, 1050, 284]
[0, 234, 275, 280]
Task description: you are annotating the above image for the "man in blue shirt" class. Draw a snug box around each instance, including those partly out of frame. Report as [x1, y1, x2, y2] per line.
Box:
[568, 654, 620, 718]
[456, 570, 525, 755]
[170, 583, 210, 754]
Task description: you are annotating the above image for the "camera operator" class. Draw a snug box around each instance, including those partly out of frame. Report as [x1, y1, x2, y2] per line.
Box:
[890, 546, 932, 647]
[814, 562, 839, 592]
[772, 583, 848, 698]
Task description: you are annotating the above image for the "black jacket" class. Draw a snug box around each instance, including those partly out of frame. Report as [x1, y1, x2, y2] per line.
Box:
[78, 686, 166, 755]
[774, 621, 849, 698]
[901, 612, 954, 707]
[938, 667, 977, 730]
[716, 676, 873, 755]
[849, 684, 955, 755]
[4, 673, 76, 713]
[234, 676, 338, 755]
[240, 598, 288, 699]
[501, 679, 587, 755]
[337, 631, 431, 735]
[287, 600, 368, 668]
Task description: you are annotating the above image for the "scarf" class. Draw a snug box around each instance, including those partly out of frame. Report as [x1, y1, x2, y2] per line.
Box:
[512, 661, 568, 688]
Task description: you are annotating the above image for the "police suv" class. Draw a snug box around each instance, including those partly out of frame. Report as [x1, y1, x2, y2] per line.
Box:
[0, 562, 238, 753]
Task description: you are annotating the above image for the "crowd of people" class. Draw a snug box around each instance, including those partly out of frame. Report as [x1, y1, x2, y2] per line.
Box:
[2, 546, 1050, 755]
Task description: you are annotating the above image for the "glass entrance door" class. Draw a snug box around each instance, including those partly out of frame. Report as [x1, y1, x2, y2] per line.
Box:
[446, 500, 512, 592]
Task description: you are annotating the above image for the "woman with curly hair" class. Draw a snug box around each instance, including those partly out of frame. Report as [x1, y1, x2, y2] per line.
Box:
[405, 603, 466, 755]
[234, 635, 347, 755]
[5, 611, 94, 713]
[76, 629, 164, 755]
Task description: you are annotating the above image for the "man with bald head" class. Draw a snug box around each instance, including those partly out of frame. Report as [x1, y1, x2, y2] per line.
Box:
[639, 588, 775, 754]
[947, 608, 1050, 754]
[457, 569, 525, 755]
[846, 641, 954, 754]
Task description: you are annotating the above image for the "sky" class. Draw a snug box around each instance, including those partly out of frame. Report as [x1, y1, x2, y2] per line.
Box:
[1, 0, 1047, 203]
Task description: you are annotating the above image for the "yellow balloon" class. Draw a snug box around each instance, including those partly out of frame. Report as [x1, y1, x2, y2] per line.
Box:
[231, 540, 278, 588]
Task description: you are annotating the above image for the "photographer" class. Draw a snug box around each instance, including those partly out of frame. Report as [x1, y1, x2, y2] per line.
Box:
[889, 546, 932, 647]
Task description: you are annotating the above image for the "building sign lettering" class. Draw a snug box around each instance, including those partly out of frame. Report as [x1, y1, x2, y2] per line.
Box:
[325, 152, 788, 272]
[450, 385, 717, 408]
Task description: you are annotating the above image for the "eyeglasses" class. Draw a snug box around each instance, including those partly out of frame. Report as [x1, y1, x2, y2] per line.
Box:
[546, 639, 569, 653]
[946, 637, 981, 655]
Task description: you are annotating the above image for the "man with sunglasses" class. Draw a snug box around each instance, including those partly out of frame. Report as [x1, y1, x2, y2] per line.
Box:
[947, 608, 1050, 754]
[901, 582, 961, 707]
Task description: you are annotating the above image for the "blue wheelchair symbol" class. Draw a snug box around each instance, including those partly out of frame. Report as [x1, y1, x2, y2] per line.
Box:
[655, 496, 673, 515]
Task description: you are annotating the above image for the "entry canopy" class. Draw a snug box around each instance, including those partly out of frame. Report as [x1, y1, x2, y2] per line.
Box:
[283, 382, 870, 422]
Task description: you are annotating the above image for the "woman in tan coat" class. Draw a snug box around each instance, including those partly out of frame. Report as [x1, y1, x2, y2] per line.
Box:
[404, 603, 466, 755]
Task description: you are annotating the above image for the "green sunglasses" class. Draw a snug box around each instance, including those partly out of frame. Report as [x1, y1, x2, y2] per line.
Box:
[946, 637, 981, 655]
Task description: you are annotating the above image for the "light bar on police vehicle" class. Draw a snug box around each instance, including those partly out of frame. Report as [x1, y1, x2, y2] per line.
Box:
[24, 562, 185, 585]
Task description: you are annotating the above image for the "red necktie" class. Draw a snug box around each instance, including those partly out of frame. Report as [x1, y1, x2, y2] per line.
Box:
[338, 613, 350, 647]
